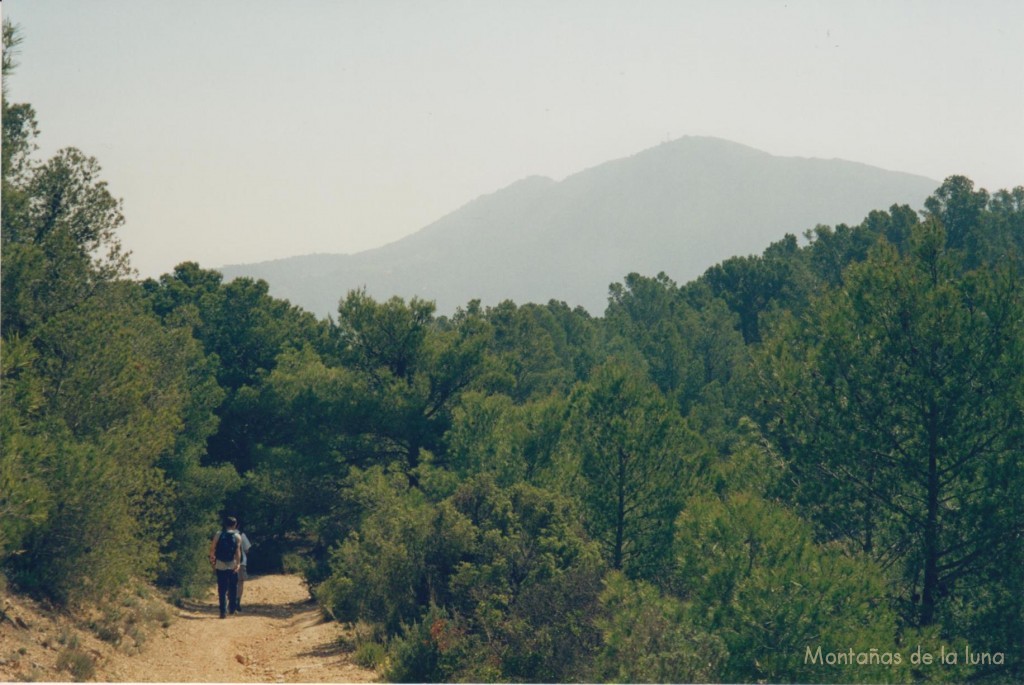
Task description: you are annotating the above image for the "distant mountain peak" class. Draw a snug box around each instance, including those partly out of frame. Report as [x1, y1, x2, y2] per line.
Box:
[220, 138, 938, 317]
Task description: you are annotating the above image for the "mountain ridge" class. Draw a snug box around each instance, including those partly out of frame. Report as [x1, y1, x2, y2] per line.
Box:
[219, 137, 939, 316]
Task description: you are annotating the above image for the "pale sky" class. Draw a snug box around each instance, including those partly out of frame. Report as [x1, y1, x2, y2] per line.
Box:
[4, 0, 1023, 279]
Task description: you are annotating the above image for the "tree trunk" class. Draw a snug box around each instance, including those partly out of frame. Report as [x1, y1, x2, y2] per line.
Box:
[614, 448, 627, 570]
[921, 403, 940, 625]
[406, 443, 420, 488]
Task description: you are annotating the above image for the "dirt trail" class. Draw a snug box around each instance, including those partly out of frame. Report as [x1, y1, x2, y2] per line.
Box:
[99, 574, 377, 683]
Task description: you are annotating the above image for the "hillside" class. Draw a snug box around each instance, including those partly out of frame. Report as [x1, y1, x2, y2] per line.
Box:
[219, 137, 938, 316]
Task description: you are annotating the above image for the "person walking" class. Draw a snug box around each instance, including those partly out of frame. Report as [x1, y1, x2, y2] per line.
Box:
[235, 526, 253, 612]
[208, 515, 242, 618]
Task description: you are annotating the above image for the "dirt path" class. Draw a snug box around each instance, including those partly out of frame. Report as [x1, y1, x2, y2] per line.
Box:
[99, 574, 377, 683]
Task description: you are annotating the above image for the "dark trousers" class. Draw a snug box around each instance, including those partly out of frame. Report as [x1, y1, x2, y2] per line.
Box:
[216, 568, 238, 616]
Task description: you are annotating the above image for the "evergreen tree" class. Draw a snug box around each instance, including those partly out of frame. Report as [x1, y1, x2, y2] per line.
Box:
[757, 220, 1023, 677]
[2, 24, 229, 601]
[560, 361, 705, 579]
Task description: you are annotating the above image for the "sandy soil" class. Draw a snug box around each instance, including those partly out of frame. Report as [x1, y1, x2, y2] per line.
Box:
[99, 574, 377, 683]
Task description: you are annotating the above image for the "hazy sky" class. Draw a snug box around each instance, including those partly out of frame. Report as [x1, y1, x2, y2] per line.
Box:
[4, 0, 1023, 279]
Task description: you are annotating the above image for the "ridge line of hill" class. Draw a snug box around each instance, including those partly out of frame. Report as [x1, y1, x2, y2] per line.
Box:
[218, 136, 938, 316]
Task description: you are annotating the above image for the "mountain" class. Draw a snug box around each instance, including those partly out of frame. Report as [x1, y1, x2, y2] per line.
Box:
[218, 137, 939, 317]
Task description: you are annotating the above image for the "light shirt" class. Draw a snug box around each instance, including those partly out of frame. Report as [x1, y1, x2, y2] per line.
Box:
[239, 532, 252, 566]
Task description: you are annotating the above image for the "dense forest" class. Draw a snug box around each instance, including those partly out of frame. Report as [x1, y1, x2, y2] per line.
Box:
[2, 22, 1022, 683]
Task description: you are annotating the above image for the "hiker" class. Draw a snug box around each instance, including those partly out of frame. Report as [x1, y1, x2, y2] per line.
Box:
[235, 525, 253, 612]
[208, 515, 242, 618]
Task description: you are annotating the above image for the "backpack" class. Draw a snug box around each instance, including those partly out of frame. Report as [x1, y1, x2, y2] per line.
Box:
[215, 530, 239, 562]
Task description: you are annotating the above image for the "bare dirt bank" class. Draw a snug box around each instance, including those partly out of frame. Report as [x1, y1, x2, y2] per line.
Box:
[1, 574, 377, 683]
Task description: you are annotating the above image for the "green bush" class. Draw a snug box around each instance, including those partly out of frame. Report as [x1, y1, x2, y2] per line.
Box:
[321, 472, 607, 681]
[673, 492, 909, 683]
[55, 648, 95, 682]
[593, 572, 726, 683]
[318, 470, 471, 633]
[384, 606, 467, 683]
[352, 640, 387, 670]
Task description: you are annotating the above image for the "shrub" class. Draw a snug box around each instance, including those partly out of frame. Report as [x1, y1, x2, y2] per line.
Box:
[593, 572, 725, 683]
[55, 649, 95, 682]
[352, 640, 387, 670]
[673, 492, 909, 682]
